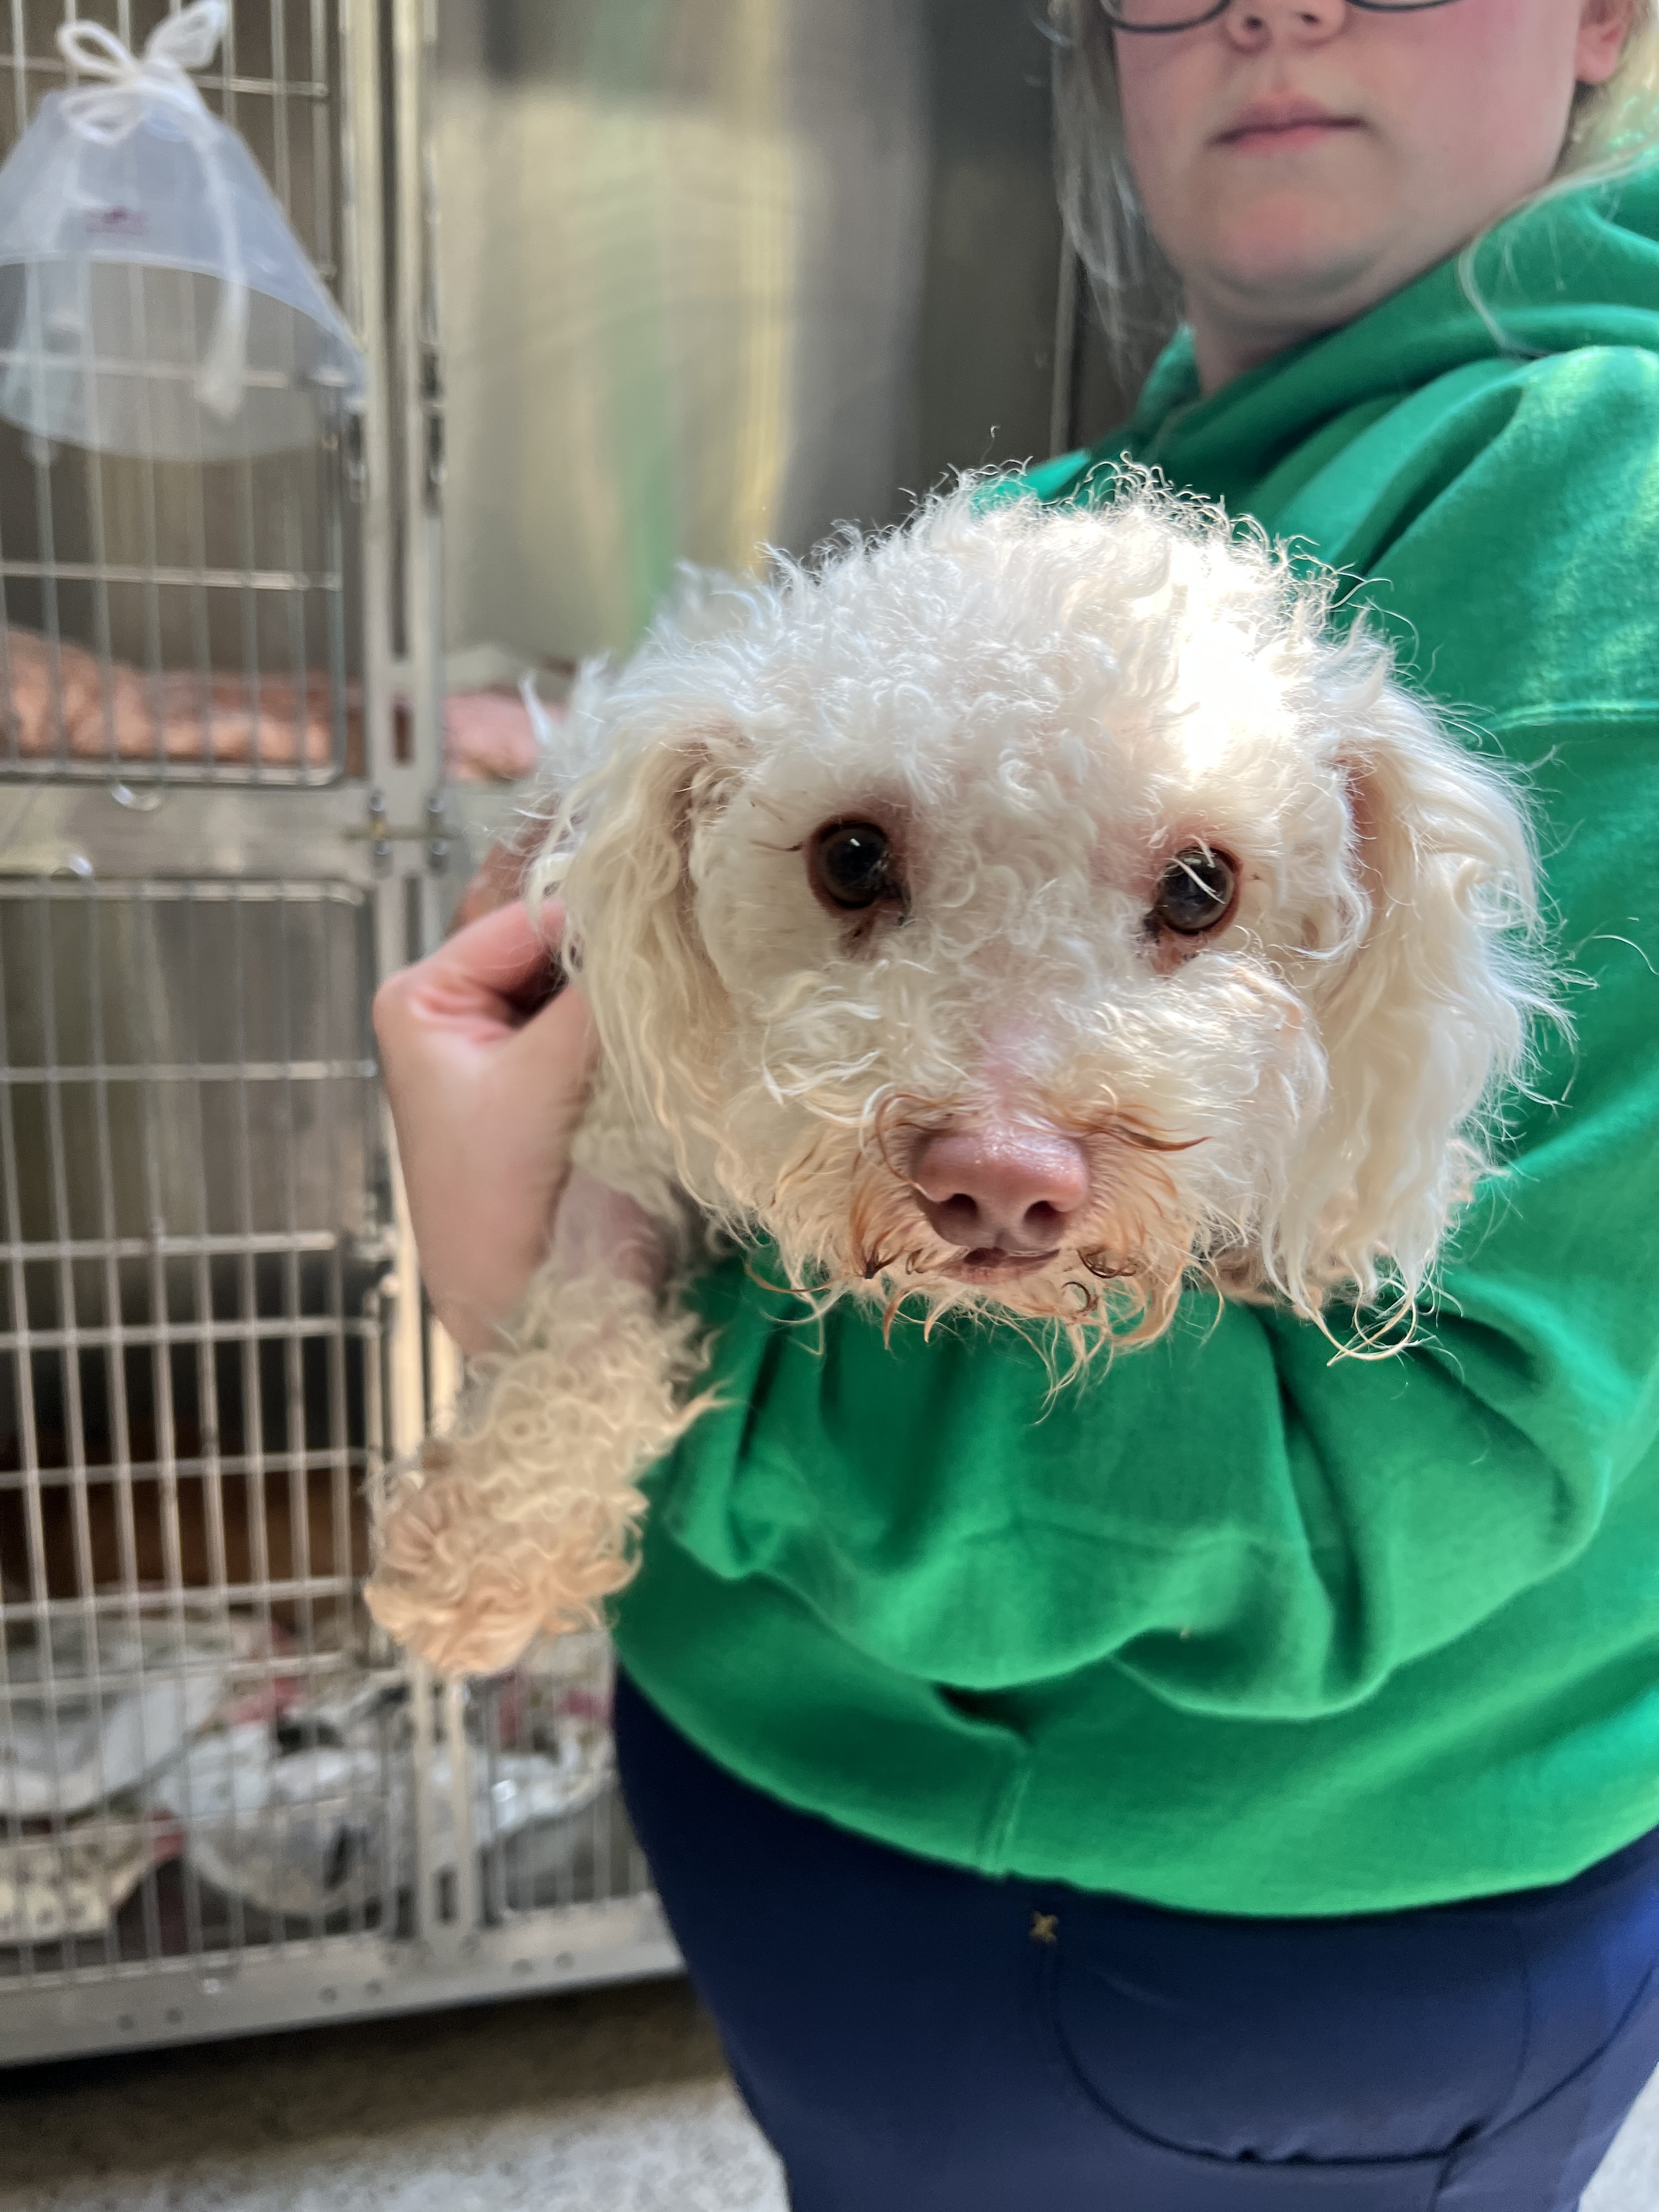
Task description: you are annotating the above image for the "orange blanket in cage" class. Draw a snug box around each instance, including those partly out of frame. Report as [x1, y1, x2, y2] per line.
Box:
[0, 628, 342, 767]
[0, 627, 552, 782]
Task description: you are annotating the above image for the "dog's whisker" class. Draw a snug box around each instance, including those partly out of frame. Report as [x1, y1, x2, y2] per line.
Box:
[1079, 1249, 1140, 1282]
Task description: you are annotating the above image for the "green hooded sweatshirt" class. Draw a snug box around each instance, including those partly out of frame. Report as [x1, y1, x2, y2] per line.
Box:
[611, 172, 1659, 1916]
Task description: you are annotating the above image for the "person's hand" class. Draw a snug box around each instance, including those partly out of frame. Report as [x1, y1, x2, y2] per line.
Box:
[373, 899, 596, 1355]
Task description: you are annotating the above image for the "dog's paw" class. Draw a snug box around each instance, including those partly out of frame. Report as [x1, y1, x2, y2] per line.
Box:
[365, 1480, 546, 1674]
[365, 1474, 639, 1677]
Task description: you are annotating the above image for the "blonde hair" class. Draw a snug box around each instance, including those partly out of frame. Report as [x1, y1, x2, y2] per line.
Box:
[1049, 0, 1659, 385]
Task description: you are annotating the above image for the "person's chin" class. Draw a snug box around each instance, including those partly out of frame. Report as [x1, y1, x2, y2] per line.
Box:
[1201, 208, 1390, 318]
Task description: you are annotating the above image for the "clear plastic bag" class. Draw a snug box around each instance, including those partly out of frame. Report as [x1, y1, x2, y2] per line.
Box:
[0, 2, 364, 460]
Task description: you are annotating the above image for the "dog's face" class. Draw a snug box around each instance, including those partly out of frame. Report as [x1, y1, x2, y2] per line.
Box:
[686, 617, 1353, 1338]
[550, 486, 1540, 1346]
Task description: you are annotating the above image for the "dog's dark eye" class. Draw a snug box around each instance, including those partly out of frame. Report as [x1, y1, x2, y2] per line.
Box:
[809, 821, 902, 913]
[1150, 847, 1238, 938]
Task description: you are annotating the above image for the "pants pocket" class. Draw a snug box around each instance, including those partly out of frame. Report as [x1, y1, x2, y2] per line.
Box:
[1436, 1962, 1659, 2211]
[1034, 1934, 1455, 2210]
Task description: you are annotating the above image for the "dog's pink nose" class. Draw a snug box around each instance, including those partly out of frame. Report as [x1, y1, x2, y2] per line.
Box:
[911, 1128, 1091, 1253]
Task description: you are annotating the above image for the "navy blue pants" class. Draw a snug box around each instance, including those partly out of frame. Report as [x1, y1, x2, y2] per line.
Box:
[614, 1672, 1659, 2211]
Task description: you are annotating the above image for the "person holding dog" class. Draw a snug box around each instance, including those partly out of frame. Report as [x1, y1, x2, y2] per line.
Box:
[374, 3, 1659, 2205]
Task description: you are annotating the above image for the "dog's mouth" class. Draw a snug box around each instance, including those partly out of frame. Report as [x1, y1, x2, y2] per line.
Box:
[940, 1246, 1060, 1284]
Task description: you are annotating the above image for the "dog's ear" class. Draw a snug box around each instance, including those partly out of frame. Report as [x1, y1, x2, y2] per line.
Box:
[1274, 685, 1547, 1319]
[535, 710, 744, 1160]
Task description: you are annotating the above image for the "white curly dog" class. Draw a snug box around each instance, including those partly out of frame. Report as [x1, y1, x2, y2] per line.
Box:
[366, 476, 1549, 1678]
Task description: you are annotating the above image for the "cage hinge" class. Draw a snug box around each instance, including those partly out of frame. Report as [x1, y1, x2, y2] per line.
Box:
[348, 788, 453, 872]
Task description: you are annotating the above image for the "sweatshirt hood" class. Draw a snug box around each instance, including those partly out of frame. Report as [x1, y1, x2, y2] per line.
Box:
[1118, 167, 1659, 513]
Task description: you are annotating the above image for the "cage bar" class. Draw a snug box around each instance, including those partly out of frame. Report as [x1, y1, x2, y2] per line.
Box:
[0, 3, 670, 2068]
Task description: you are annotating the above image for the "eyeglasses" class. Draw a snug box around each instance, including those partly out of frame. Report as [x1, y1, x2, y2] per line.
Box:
[1102, 0, 1460, 31]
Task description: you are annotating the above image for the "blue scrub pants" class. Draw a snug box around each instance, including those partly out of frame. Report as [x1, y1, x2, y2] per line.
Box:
[614, 1672, 1659, 2211]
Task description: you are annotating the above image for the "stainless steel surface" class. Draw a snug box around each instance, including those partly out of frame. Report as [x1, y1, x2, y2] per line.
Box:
[434, 0, 1068, 665]
[0, 0, 354, 785]
[0, 775, 441, 882]
[0, 1893, 680, 2063]
[0, 2, 668, 2070]
[0, 874, 379, 1257]
[0, 0, 1103, 2070]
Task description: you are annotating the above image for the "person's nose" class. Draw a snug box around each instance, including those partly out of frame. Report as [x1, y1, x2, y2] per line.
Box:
[910, 1128, 1092, 1254]
[1225, 0, 1347, 47]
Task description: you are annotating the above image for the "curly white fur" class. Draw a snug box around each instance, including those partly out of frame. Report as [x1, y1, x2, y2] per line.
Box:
[367, 473, 1554, 1676]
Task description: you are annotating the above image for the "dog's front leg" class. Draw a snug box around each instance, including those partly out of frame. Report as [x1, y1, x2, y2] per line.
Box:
[364, 1169, 709, 1677]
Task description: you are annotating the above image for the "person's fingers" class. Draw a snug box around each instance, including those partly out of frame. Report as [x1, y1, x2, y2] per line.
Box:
[427, 895, 566, 996]
[366, 879, 602, 1351]
[497, 968, 598, 1098]
[374, 899, 567, 1046]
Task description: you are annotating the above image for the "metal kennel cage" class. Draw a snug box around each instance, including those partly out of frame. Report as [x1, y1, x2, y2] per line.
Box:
[0, 0, 673, 2067]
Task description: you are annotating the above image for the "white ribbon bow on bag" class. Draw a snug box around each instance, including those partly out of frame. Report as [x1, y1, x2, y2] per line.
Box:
[56, 1, 249, 422]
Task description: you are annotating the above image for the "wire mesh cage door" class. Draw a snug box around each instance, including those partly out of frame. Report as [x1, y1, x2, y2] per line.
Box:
[0, 0, 359, 787]
[0, 0, 672, 2068]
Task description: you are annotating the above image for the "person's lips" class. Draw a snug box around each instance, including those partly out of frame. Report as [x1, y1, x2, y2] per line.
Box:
[1216, 98, 1361, 155]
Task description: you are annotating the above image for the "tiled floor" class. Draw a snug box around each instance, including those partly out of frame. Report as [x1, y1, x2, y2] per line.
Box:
[0, 1979, 787, 2212]
[0, 1974, 1653, 2211]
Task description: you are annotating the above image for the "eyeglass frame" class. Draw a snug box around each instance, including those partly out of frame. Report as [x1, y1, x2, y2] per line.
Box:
[1101, 0, 1462, 34]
